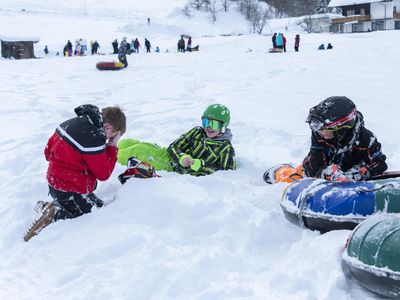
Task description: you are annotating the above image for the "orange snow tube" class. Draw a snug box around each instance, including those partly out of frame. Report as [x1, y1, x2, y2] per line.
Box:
[264, 164, 303, 184]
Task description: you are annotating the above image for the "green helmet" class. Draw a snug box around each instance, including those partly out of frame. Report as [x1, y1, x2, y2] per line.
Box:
[202, 104, 230, 129]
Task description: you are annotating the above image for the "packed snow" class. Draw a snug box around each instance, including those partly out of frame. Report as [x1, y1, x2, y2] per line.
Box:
[1, 1, 400, 299]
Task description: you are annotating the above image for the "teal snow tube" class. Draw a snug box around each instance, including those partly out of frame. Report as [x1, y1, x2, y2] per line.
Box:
[342, 215, 400, 298]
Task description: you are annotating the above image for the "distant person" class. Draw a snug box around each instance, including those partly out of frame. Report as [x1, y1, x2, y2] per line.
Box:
[147, 17, 150, 25]
[272, 33, 277, 48]
[112, 39, 119, 54]
[327, 43, 333, 50]
[130, 39, 136, 53]
[63, 44, 71, 56]
[44, 45, 49, 55]
[118, 44, 128, 68]
[144, 38, 151, 53]
[282, 34, 287, 52]
[187, 36, 192, 52]
[294, 34, 300, 52]
[318, 44, 325, 50]
[66, 40, 73, 52]
[125, 41, 131, 53]
[276, 33, 284, 50]
[24, 105, 126, 241]
[120, 37, 128, 52]
[177, 36, 185, 52]
[133, 38, 141, 53]
[155, 46, 160, 53]
[91, 40, 100, 55]
[74, 43, 82, 56]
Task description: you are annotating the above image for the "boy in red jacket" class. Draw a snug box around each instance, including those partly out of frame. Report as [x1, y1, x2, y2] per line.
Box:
[24, 104, 126, 241]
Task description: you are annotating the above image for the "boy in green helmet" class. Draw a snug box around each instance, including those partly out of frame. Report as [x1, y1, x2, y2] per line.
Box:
[118, 104, 236, 176]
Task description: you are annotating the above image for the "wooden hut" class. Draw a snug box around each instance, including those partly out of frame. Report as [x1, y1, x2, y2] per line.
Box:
[0, 36, 40, 59]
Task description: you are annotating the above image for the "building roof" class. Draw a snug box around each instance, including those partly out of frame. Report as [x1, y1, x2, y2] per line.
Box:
[328, 0, 381, 7]
[0, 36, 40, 42]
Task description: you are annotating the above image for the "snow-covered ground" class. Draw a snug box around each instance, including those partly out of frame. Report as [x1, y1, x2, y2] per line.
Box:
[1, 1, 399, 299]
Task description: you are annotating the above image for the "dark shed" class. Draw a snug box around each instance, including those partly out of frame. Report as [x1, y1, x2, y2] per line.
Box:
[0, 36, 40, 59]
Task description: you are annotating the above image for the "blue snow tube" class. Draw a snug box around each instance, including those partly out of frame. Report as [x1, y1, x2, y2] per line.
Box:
[281, 178, 400, 232]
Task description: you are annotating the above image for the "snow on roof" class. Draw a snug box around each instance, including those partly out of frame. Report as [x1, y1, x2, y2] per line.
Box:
[328, 0, 381, 7]
[0, 36, 40, 42]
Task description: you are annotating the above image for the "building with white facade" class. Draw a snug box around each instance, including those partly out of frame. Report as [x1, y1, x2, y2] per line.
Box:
[329, 0, 400, 33]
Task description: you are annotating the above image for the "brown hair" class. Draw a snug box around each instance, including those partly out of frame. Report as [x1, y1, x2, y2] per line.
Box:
[102, 106, 126, 134]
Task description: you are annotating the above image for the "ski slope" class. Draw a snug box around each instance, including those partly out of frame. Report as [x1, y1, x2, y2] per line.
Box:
[1, 1, 400, 299]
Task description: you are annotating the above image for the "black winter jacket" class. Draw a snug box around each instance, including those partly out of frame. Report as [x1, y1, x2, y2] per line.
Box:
[302, 113, 387, 179]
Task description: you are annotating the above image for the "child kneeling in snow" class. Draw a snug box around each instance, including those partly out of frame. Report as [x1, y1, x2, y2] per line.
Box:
[24, 105, 126, 241]
[118, 104, 236, 178]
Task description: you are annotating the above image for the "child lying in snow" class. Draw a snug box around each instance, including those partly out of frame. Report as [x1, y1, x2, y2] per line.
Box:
[118, 104, 236, 177]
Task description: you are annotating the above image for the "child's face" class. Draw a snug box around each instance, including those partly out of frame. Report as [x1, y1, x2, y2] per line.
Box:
[318, 129, 335, 140]
[104, 123, 118, 139]
[205, 127, 221, 138]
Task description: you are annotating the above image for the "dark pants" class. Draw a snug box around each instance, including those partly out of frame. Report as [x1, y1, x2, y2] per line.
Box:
[49, 186, 103, 221]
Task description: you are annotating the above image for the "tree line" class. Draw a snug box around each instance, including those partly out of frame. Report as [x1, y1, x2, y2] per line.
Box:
[182, 0, 333, 34]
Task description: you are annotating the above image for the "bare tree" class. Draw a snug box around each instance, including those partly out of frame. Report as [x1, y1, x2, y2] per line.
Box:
[296, 0, 321, 32]
[191, 0, 211, 10]
[249, 2, 272, 34]
[238, 0, 272, 34]
[300, 15, 321, 33]
[182, 2, 193, 18]
[220, 0, 230, 12]
[210, 0, 218, 23]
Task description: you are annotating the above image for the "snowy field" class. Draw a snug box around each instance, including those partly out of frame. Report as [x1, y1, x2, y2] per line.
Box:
[1, 1, 400, 299]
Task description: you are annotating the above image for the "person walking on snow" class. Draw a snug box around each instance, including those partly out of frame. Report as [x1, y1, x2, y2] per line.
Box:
[117, 104, 236, 178]
[133, 38, 141, 53]
[294, 34, 300, 52]
[282, 34, 287, 52]
[144, 38, 151, 53]
[187, 36, 192, 52]
[24, 105, 126, 241]
[177, 36, 185, 52]
[275, 33, 284, 50]
[272, 33, 277, 48]
[91, 40, 100, 55]
[112, 39, 119, 54]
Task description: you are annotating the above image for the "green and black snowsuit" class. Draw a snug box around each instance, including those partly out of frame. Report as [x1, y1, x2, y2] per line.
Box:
[117, 126, 236, 176]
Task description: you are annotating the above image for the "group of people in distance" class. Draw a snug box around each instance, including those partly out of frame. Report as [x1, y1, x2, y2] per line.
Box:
[24, 96, 387, 241]
[177, 35, 198, 52]
[271, 33, 333, 52]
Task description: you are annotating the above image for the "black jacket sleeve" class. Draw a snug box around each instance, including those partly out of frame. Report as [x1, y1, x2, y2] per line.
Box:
[302, 133, 327, 178]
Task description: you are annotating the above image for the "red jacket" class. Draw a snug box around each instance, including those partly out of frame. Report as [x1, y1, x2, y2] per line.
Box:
[45, 105, 118, 194]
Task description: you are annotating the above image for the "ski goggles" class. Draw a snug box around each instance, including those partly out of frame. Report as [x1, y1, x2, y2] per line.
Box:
[201, 117, 222, 131]
[319, 124, 355, 132]
[307, 110, 357, 132]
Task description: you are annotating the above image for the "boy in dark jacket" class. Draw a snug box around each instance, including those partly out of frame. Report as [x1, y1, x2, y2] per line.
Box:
[303, 96, 387, 181]
[117, 104, 236, 177]
[24, 105, 126, 241]
[264, 96, 387, 183]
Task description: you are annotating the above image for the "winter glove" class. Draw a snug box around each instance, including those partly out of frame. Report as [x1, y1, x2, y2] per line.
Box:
[342, 166, 369, 181]
[118, 158, 158, 184]
[190, 159, 203, 172]
[320, 165, 350, 182]
[179, 154, 193, 168]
